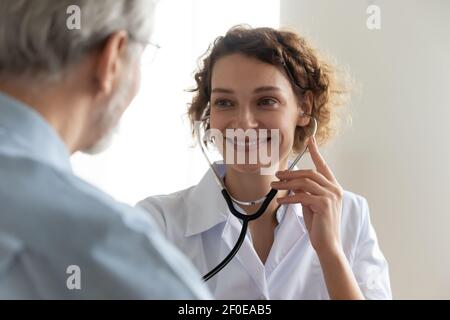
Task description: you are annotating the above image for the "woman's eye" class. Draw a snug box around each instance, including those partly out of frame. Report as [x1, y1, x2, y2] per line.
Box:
[213, 99, 234, 108]
[258, 98, 278, 107]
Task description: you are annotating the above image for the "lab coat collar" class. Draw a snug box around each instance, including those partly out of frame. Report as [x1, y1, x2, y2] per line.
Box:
[184, 162, 307, 237]
[276, 196, 304, 222]
[184, 163, 229, 237]
[265, 202, 308, 278]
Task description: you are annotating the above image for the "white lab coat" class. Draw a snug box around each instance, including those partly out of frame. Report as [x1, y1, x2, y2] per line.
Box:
[137, 164, 392, 300]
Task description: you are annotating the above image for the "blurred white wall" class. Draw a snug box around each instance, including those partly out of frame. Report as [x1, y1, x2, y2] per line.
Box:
[281, 0, 450, 299]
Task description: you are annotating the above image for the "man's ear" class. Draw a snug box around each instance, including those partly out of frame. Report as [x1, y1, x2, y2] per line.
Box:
[94, 30, 129, 96]
[297, 90, 314, 126]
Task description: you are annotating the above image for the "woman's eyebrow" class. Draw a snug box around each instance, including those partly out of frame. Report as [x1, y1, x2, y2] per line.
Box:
[253, 86, 281, 93]
[211, 88, 234, 94]
[211, 86, 281, 94]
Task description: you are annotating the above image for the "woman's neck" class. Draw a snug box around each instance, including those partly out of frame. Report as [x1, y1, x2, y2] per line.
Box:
[223, 163, 290, 264]
[223, 163, 289, 218]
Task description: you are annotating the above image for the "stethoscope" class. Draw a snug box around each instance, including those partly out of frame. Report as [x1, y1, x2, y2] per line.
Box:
[196, 108, 318, 281]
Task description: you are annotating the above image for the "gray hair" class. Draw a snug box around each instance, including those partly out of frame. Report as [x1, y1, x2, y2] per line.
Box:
[0, 0, 157, 81]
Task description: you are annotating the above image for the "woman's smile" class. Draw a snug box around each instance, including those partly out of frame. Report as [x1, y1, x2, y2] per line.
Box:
[225, 135, 272, 150]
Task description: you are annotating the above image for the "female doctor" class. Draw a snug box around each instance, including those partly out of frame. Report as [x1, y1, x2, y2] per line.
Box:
[138, 26, 392, 300]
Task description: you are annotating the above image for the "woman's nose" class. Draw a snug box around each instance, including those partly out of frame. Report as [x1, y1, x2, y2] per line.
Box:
[233, 107, 259, 129]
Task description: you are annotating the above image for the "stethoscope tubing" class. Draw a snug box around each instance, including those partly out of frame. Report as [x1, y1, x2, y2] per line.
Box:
[199, 115, 317, 281]
[202, 188, 278, 281]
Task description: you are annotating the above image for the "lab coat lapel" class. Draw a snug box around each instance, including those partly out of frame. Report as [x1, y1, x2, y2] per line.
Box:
[265, 204, 307, 279]
[221, 214, 269, 295]
[183, 165, 269, 294]
[184, 167, 228, 237]
[185, 163, 271, 294]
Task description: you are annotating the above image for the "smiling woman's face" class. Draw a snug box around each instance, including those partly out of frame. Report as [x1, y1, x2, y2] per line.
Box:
[210, 53, 309, 174]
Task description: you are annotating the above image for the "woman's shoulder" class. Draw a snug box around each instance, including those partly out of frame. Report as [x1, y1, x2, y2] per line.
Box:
[136, 186, 197, 234]
[340, 190, 373, 248]
[137, 186, 195, 211]
[342, 190, 369, 217]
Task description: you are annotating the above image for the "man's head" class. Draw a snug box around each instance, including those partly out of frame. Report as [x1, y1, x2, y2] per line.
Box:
[0, 0, 157, 153]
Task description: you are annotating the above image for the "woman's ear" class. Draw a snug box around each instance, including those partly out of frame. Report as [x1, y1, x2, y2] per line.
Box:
[297, 90, 314, 127]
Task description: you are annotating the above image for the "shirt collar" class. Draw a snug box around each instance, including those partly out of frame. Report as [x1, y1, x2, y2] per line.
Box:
[184, 162, 305, 236]
[184, 163, 229, 237]
[276, 191, 304, 223]
[0, 91, 72, 173]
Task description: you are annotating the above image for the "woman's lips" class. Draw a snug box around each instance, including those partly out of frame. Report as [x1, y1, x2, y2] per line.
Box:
[225, 137, 272, 150]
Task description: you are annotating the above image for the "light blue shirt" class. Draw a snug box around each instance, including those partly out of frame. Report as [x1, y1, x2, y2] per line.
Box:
[0, 92, 211, 299]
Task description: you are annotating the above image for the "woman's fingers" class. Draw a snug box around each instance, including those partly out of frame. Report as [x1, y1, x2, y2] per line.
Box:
[271, 176, 331, 196]
[272, 170, 343, 196]
[277, 192, 335, 215]
[277, 192, 325, 211]
[307, 136, 338, 183]
[274, 137, 343, 198]
[275, 168, 333, 188]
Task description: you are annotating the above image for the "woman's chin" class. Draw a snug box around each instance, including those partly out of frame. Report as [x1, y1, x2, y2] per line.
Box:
[228, 163, 266, 175]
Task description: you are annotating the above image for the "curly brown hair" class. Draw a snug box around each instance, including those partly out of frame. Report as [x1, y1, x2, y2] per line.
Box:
[188, 25, 351, 151]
